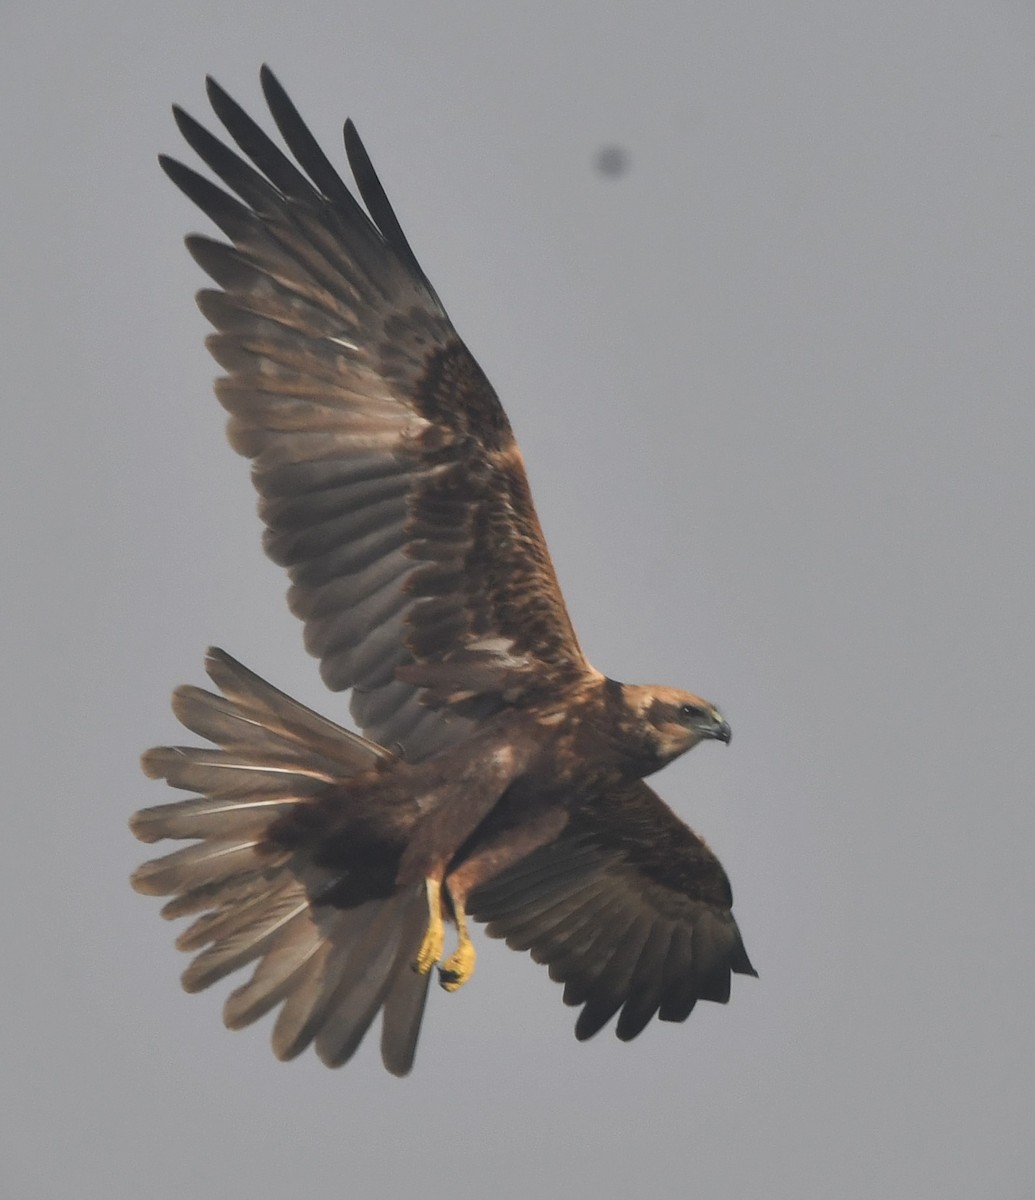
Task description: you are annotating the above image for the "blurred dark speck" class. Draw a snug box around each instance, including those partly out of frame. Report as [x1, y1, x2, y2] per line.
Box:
[594, 145, 629, 179]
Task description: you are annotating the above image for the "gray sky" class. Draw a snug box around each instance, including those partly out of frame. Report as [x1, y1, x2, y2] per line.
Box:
[3, 3, 1033, 1198]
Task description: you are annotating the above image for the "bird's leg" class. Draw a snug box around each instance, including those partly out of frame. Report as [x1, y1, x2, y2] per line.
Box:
[413, 876, 445, 975]
[400, 739, 533, 981]
[438, 886, 476, 992]
[434, 808, 568, 993]
[412, 875, 476, 988]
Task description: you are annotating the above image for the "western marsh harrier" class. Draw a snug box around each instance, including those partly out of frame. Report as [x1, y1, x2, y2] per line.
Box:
[131, 68, 755, 1076]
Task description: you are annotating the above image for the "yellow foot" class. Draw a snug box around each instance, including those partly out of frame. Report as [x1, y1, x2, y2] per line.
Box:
[413, 878, 444, 975]
[438, 935, 477, 993]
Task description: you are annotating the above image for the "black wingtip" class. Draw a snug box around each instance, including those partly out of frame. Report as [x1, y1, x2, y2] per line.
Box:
[257, 64, 358, 210]
[204, 74, 234, 114]
[733, 940, 758, 978]
[171, 104, 210, 154]
[157, 153, 194, 193]
[258, 63, 286, 109]
[341, 119, 440, 305]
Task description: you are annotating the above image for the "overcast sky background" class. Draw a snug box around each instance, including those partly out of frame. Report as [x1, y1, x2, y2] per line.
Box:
[3, 3, 1033, 1198]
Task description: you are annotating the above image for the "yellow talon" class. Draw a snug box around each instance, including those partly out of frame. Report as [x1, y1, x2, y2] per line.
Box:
[438, 935, 476, 992]
[414, 877, 444, 975]
[438, 893, 476, 992]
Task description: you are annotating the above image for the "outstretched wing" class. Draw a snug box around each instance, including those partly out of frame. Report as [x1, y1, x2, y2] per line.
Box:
[469, 781, 756, 1041]
[163, 67, 592, 760]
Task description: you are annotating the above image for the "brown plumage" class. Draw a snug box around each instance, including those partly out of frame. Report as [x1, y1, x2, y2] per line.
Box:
[132, 67, 755, 1077]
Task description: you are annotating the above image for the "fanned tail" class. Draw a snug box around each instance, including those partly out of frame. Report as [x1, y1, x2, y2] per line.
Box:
[131, 648, 430, 1076]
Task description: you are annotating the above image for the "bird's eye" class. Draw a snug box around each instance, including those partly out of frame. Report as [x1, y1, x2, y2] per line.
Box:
[679, 703, 701, 722]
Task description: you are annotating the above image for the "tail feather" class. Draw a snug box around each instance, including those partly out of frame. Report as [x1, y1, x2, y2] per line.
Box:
[312, 888, 428, 1070]
[224, 906, 328, 1029]
[132, 649, 431, 1075]
[380, 912, 433, 1076]
[271, 907, 380, 1060]
[171, 873, 303, 955]
[199, 647, 391, 768]
[132, 837, 278, 896]
[140, 744, 337, 797]
[180, 893, 311, 993]
[131, 792, 307, 844]
[169, 682, 317, 750]
[159, 870, 269, 921]
[175, 879, 298, 952]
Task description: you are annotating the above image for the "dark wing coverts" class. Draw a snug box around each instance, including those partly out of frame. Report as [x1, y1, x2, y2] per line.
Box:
[162, 67, 589, 761]
[470, 781, 756, 1041]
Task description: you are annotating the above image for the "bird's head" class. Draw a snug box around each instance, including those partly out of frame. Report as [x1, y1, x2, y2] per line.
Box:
[622, 685, 731, 771]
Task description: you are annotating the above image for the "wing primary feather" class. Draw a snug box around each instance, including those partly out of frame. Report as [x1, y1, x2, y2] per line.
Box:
[543, 893, 630, 988]
[657, 924, 698, 1023]
[614, 921, 675, 1041]
[552, 895, 637, 1004]
[206, 73, 322, 206]
[342, 118, 440, 305]
[571, 913, 651, 1041]
[159, 155, 257, 244]
[259, 66, 359, 211]
[172, 105, 284, 216]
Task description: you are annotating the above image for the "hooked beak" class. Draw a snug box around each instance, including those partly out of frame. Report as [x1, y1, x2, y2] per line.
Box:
[704, 709, 732, 745]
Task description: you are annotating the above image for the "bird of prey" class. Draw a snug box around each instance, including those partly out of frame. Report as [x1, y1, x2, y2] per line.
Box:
[131, 67, 755, 1077]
